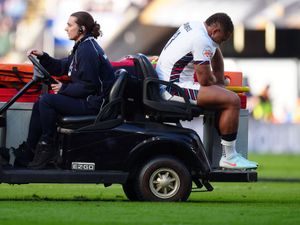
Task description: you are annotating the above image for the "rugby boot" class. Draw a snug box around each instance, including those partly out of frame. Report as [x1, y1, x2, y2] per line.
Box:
[219, 153, 258, 170]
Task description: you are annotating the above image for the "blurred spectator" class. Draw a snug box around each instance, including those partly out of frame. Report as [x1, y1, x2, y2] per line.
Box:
[3, 0, 27, 25]
[0, 0, 28, 61]
[0, 16, 13, 57]
[253, 84, 273, 122]
[293, 98, 300, 123]
[0, 0, 5, 15]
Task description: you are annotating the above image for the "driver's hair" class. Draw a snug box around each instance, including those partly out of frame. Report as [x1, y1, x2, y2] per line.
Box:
[71, 11, 102, 38]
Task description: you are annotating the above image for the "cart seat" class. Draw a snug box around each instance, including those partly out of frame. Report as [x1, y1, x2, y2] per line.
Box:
[133, 53, 204, 123]
[57, 69, 128, 129]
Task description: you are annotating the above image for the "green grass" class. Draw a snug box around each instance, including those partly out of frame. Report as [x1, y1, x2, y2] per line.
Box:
[0, 183, 299, 225]
[0, 154, 300, 225]
[249, 153, 300, 179]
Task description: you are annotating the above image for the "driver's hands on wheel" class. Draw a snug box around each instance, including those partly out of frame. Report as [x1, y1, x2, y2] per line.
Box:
[27, 49, 44, 57]
[27, 49, 61, 89]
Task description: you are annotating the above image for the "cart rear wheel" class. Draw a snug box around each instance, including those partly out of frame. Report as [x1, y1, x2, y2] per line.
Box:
[136, 156, 192, 202]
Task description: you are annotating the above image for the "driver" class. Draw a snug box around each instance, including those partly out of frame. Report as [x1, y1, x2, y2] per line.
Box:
[1, 11, 115, 169]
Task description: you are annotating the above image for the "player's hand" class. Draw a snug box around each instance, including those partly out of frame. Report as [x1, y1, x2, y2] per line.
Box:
[224, 77, 230, 86]
[209, 74, 217, 85]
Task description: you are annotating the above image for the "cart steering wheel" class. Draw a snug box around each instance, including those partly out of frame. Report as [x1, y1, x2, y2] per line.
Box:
[28, 54, 58, 84]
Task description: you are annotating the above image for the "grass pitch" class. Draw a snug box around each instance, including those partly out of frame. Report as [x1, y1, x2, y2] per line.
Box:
[0, 154, 300, 225]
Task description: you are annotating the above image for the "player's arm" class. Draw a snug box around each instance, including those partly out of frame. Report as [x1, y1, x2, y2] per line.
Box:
[194, 63, 216, 86]
[211, 48, 225, 86]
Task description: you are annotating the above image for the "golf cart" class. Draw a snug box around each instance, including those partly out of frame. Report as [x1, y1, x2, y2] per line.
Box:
[0, 54, 257, 202]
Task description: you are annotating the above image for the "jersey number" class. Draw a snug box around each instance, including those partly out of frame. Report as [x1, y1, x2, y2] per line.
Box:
[164, 30, 181, 50]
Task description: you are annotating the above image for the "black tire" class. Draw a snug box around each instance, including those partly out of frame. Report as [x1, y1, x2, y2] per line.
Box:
[122, 179, 139, 201]
[135, 156, 192, 202]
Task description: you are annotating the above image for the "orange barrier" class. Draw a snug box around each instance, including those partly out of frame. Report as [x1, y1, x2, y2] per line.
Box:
[0, 64, 70, 89]
[0, 64, 70, 102]
[223, 72, 248, 109]
[224, 71, 243, 86]
[0, 64, 33, 85]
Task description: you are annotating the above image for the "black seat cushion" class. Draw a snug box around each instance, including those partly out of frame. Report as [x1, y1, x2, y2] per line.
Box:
[58, 115, 96, 125]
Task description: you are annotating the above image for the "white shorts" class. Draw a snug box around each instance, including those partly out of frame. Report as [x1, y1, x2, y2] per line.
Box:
[161, 89, 197, 105]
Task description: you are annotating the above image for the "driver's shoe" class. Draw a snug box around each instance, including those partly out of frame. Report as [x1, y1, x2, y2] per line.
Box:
[28, 141, 57, 169]
[0, 142, 34, 167]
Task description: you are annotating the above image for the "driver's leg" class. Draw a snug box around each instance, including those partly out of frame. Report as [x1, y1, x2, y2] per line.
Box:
[197, 85, 257, 169]
[28, 95, 58, 169]
[28, 94, 98, 169]
[27, 101, 42, 148]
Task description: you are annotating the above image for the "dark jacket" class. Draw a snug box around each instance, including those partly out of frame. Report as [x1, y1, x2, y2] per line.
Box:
[37, 35, 115, 110]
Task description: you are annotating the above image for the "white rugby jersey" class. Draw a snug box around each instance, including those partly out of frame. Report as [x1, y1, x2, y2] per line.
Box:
[156, 21, 219, 100]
